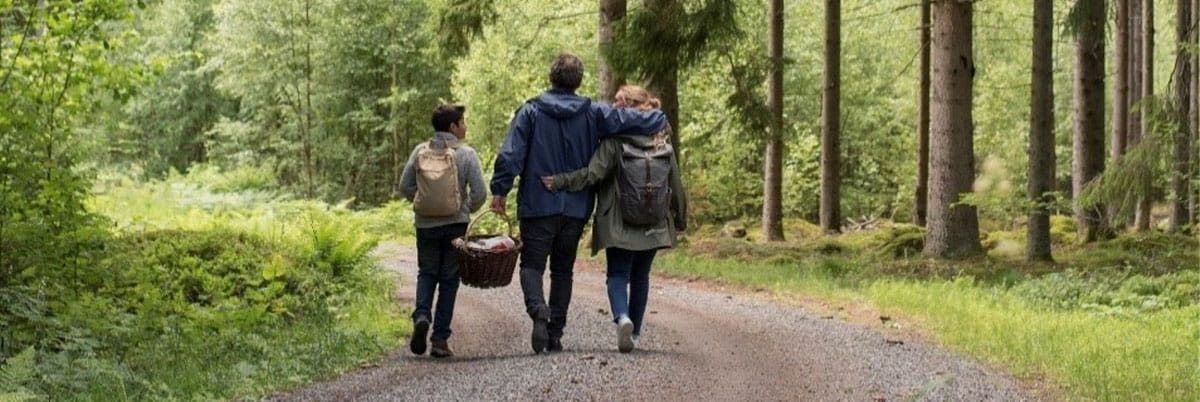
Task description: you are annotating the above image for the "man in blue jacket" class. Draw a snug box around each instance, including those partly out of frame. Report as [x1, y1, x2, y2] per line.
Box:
[490, 53, 666, 354]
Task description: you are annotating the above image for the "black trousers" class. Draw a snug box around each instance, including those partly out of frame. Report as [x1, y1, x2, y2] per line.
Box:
[518, 215, 586, 339]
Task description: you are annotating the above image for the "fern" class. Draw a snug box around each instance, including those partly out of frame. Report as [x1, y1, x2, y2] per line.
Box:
[0, 347, 38, 401]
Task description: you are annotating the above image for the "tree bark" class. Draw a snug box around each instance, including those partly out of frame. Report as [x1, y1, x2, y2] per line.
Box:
[820, 0, 841, 234]
[1128, 0, 1143, 226]
[1073, 0, 1110, 242]
[915, 0, 931, 227]
[1170, 0, 1192, 230]
[1192, 0, 1199, 223]
[1135, 0, 1154, 231]
[762, 0, 785, 241]
[598, 0, 627, 102]
[650, 69, 680, 154]
[1113, 0, 1131, 166]
[1028, 0, 1055, 262]
[645, 0, 682, 164]
[302, 0, 315, 199]
[1110, 0, 1131, 227]
[923, 0, 982, 258]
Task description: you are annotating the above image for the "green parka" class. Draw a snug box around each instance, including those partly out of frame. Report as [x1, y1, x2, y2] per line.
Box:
[550, 133, 687, 256]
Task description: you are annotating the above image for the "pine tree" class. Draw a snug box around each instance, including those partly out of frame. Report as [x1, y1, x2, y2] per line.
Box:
[819, 0, 842, 234]
[923, 0, 982, 258]
[1028, 0, 1055, 261]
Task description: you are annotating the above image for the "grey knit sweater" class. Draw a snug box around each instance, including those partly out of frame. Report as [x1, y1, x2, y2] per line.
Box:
[399, 132, 487, 229]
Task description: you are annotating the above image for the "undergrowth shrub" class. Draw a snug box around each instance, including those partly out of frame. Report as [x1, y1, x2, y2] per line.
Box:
[1, 169, 405, 400]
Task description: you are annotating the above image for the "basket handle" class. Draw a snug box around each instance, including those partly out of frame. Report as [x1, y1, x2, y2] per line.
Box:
[465, 209, 515, 238]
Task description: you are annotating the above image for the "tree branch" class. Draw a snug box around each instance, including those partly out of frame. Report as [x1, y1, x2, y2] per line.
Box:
[0, 4, 37, 93]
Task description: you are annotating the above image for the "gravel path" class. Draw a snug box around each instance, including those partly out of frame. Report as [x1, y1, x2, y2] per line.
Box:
[276, 244, 1032, 401]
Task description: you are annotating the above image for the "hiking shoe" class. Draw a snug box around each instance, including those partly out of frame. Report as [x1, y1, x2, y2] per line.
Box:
[409, 315, 430, 355]
[430, 340, 454, 358]
[617, 316, 634, 353]
[547, 337, 563, 353]
[531, 317, 550, 354]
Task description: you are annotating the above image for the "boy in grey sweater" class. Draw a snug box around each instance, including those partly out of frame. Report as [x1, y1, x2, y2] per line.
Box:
[399, 104, 487, 358]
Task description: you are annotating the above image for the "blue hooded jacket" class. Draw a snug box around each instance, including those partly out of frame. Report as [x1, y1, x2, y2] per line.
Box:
[490, 89, 667, 220]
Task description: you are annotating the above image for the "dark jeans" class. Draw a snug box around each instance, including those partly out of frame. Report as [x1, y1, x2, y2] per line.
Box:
[605, 247, 657, 336]
[518, 215, 586, 339]
[413, 223, 468, 341]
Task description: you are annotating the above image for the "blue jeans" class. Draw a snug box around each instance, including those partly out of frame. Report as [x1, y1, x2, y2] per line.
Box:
[413, 223, 467, 341]
[605, 247, 657, 336]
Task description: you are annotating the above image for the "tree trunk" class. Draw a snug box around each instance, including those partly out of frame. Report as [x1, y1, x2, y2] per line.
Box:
[1191, 0, 1199, 223]
[762, 0, 785, 241]
[645, 0, 681, 163]
[923, 0, 982, 258]
[1128, 0, 1142, 227]
[598, 0, 627, 102]
[1170, 0, 1192, 230]
[915, 0, 931, 227]
[1073, 0, 1110, 242]
[1135, 0, 1154, 231]
[820, 0, 841, 234]
[1110, 0, 1131, 227]
[1028, 0, 1055, 262]
[1113, 0, 1130, 167]
[391, 63, 403, 192]
[648, 68, 681, 158]
[303, 0, 315, 199]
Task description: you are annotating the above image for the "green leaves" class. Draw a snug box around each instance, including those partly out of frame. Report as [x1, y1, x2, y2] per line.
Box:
[606, 0, 740, 82]
[0, 347, 38, 402]
[262, 254, 288, 281]
[434, 0, 497, 58]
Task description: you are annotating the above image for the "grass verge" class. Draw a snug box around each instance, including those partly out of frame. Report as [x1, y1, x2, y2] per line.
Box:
[654, 222, 1199, 401]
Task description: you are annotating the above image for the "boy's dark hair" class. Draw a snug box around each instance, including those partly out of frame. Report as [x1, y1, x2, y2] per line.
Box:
[431, 104, 466, 132]
[549, 53, 584, 91]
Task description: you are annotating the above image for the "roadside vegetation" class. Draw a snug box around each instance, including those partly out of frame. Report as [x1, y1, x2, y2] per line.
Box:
[653, 219, 1199, 401]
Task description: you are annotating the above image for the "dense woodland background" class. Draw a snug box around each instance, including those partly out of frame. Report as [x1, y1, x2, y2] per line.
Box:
[0, 0, 1197, 400]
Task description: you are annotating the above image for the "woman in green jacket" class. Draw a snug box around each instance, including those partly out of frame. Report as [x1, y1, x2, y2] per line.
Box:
[542, 85, 687, 353]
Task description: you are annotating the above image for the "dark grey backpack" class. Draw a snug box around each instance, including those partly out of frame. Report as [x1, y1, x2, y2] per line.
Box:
[617, 141, 674, 226]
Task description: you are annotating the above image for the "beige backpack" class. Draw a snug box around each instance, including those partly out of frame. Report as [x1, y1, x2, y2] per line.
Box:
[413, 142, 461, 217]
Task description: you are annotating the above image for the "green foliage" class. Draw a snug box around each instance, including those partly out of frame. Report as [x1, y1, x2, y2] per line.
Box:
[433, 0, 497, 57]
[0, 348, 38, 401]
[101, 0, 233, 176]
[1079, 96, 1184, 221]
[1, 0, 134, 290]
[91, 0, 453, 205]
[1065, 231, 1200, 275]
[0, 171, 407, 399]
[869, 224, 926, 258]
[1014, 269, 1200, 312]
[606, 0, 740, 83]
[181, 163, 278, 193]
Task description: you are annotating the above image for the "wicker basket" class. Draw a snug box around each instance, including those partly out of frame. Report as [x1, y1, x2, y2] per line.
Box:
[455, 210, 523, 289]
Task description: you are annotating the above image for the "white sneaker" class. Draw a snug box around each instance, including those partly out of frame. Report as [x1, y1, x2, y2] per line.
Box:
[617, 316, 634, 353]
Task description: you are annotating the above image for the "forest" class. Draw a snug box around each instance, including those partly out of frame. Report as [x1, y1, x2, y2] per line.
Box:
[0, 0, 1197, 400]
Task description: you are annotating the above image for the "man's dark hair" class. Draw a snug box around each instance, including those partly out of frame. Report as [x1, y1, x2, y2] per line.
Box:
[549, 53, 584, 91]
[431, 104, 466, 132]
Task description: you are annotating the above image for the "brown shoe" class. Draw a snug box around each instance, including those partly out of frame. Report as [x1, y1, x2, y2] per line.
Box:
[430, 339, 454, 358]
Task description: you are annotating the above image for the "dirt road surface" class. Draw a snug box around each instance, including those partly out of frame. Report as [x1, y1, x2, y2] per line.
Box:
[276, 244, 1031, 401]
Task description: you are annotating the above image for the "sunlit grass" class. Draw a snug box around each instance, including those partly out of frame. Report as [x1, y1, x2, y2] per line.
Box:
[869, 280, 1199, 401]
